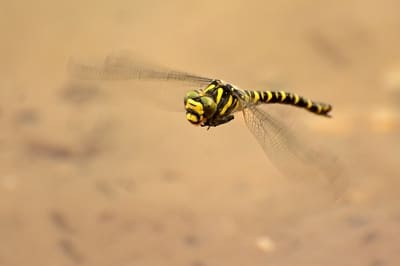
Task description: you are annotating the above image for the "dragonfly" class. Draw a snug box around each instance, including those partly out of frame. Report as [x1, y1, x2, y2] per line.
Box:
[68, 54, 341, 183]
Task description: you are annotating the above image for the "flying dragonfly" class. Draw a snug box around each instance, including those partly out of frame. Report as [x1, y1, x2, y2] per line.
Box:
[68, 55, 341, 183]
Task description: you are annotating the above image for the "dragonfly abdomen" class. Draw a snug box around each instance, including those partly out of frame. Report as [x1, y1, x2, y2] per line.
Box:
[245, 90, 332, 116]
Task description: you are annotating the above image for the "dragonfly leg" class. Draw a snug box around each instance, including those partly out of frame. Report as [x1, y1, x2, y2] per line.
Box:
[202, 115, 235, 127]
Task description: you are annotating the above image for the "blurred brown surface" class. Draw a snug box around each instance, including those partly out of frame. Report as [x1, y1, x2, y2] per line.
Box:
[1, 1, 400, 265]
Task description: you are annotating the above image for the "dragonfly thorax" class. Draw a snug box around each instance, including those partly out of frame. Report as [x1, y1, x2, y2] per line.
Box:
[184, 90, 217, 126]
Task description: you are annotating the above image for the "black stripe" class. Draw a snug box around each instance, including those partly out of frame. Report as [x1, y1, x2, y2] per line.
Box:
[263, 91, 273, 103]
[216, 90, 230, 114]
[260, 90, 265, 101]
[282, 92, 293, 104]
[296, 97, 308, 108]
[271, 91, 280, 103]
[256, 90, 263, 104]
[309, 104, 319, 113]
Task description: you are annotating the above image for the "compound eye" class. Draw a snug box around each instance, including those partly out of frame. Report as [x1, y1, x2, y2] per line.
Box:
[184, 91, 200, 104]
[200, 96, 217, 116]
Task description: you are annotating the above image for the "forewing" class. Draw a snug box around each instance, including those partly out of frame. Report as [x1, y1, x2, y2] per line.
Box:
[66, 54, 214, 112]
[68, 54, 213, 85]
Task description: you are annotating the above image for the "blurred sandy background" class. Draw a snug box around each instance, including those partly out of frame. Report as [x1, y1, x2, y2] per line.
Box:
[1, 1, 400, 265]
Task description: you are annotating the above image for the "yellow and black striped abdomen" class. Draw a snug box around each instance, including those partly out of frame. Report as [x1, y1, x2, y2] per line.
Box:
[245, 90, 332, 116]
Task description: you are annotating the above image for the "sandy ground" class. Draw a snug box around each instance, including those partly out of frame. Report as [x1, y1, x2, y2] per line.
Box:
[1, 1, 400, 265]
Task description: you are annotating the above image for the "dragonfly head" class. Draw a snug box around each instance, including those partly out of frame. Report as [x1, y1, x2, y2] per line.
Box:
[184, 90, 217, 126]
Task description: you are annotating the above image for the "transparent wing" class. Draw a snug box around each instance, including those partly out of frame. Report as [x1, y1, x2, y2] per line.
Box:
[242, 105, 346, 195]
[66, 54, 214, 112]
[67, 54, 213, 85]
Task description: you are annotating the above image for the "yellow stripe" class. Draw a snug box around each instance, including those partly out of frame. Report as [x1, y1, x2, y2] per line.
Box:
[220, 95, 233, 115]
[216, 88, 223, 104]
[186, 113, 198, 123]
[306, 99, 313, 109]
[280, 91, 287, 102]
[265, 91, 273, 102]
[316, 104, 322, 113]
[204, 84, 215, 93]
[253, 91, 260, 104]
[293, 94, 300, 104]
[233, 99, 241, 111]
[185, 99, 204, 115]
